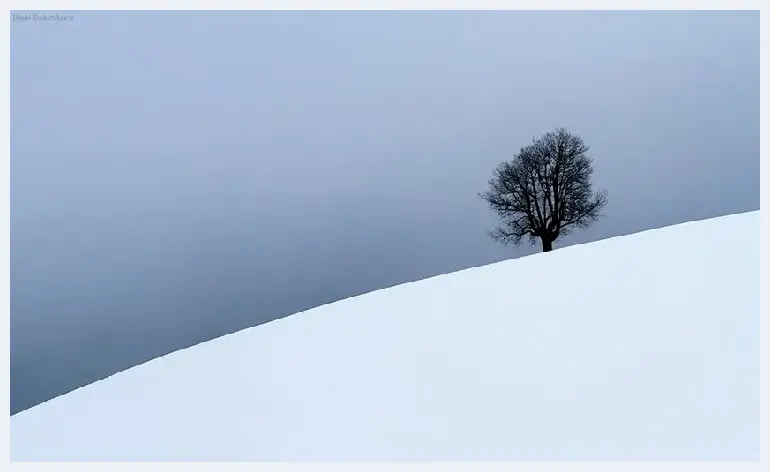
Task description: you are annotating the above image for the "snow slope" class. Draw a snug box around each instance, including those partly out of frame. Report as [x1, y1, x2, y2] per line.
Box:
[11, 211, 759, 461]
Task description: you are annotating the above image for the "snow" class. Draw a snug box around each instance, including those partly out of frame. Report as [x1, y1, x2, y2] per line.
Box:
[11, 211, 759, 461]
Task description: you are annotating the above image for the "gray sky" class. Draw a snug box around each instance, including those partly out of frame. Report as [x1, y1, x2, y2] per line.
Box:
[10, 10, 759, 414]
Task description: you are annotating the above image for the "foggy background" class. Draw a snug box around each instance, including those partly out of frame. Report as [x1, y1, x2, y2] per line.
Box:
[10, 10, 759, 414]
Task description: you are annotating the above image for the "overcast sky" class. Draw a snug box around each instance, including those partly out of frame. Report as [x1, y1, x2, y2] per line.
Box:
[10, 10, 758, 414]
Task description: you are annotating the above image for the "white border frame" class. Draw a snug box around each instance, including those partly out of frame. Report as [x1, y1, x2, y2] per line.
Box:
[3, 1, 765, 471]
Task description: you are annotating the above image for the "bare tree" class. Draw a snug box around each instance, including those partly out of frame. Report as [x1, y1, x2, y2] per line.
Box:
[480, 128, 607, 252]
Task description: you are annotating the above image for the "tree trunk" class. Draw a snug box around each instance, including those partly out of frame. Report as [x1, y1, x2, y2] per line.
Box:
[541, 237, 553, 252]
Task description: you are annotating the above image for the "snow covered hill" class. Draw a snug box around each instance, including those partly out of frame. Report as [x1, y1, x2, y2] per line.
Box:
[11, 211, 759, 461]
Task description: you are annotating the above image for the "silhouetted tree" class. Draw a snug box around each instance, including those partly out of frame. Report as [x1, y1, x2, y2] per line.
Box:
[480, 128, 607, 252]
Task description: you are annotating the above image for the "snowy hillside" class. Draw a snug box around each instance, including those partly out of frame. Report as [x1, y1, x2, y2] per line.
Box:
[11, 211, 759, 461]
